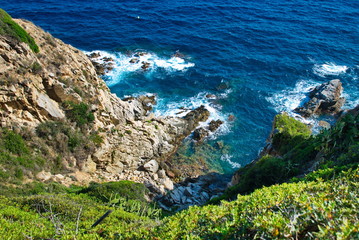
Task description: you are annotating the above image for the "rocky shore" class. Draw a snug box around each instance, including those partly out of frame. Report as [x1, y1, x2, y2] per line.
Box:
[0, 18, 219, 198]
[1, 14, 357, 212]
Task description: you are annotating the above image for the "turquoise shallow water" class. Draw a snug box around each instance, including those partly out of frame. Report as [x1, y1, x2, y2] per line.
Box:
[2, 0, 358, 173]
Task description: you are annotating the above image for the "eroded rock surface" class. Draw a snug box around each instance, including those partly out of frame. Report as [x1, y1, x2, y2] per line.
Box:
[295, 79, 345, 117]
[0, 19, 211, 195]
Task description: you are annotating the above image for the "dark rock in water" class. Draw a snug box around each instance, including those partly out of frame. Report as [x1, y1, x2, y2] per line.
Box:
[295, 79, 345, 117]
[129, 58, 140, 64]
[173, 50, 185, 58]
[205, 94, 216, 99]
[141, 61, 150, 70]
[88, 52, 100, 58]
[215, 141, 224, 149]
[228, 114, 235, 121]
[102, 57, 114, 62]
[208, 119, 223, 132]
[91, 61, 105, 75]
[193, 127, 209, 142]
[183, 105, 210, 132]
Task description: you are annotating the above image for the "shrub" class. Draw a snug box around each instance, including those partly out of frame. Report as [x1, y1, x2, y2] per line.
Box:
[63, 101, 95, 127]
[31, 61, 42, 74]
[272, 113, 311, 154]
[2, 129, 29, 155]
[80, 181, 149, 203]
[0, 8, 39, 53]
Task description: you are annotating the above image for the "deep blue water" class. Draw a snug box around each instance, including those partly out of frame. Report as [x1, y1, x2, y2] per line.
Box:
[2, 0, 359, 172]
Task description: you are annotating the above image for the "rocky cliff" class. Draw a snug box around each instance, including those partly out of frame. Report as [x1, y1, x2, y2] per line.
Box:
[0, 17, 210, 194]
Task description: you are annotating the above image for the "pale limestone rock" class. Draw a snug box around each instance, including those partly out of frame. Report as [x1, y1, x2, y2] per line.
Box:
[36, 171, 52, 181]
[157, 169, 166, 179]
[36, 92, 65, 119]
[82, 157, 97, 173]
[144, 160, 159, 173]
[163, 177, 174, 190]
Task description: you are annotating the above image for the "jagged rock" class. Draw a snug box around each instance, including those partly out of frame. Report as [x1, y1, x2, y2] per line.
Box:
[0, 17, 214, 196]
[183, 105, 210, 133]
[295, 79, 345, 117]
[208, 119, 223, 132]
[144, 160, 159, 173]
[82, 157, 97, 173]
[193, 127, 209, 141]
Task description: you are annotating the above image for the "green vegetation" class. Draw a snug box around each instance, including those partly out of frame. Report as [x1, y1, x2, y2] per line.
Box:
[0, 168, 357, 239]
[63, 101, 95, 127]
[0, 129, 45, 183]
[212, 112, 359, 203]
[154, 169, 358, 239]
[0, 181, 161, 239]
[0, 8, 39, 53]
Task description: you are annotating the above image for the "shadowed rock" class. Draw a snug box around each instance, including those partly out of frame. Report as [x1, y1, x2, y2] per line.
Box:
[295, 79, 345, 117]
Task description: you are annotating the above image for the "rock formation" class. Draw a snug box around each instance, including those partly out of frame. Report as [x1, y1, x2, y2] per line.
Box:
[295, 79, 345, 117]
[0, 18, 211, 195]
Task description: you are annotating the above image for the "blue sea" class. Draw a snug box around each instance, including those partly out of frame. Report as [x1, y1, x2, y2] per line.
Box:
[2, 0, 359, 173]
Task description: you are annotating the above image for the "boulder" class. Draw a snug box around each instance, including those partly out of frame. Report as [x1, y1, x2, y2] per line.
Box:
[295, 79, 345, 117]
[163, 177, 174, 190]
[208, 119, 223, 132]
[183, 105, 210, 133]
[143, 160, 159, 173]
[193, 127, 209, 142]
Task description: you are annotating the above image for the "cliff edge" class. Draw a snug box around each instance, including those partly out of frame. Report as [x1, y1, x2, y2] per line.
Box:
[0, 13, 209, 194]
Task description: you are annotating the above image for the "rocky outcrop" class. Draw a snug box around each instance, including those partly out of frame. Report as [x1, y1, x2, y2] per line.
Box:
[295, 79, 345, 117]
[157, 172, 231, 211]
[0, 18, 211, 195]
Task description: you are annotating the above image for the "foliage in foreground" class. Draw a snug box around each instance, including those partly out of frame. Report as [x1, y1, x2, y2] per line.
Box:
[0, 169, 357, 239]
[0, 8, 39, 53]
[154, 169, 358, 240]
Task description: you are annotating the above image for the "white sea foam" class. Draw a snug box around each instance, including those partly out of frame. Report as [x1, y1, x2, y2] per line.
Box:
[266, 79, 318, 114]
[155, 92, 231, 137]
[313, 62, 348, 77]
[221, 154, 241, 169]
[84, 50, 194, 86]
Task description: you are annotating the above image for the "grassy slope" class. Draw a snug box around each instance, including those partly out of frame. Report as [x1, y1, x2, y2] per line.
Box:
[0, 8, 39, 53]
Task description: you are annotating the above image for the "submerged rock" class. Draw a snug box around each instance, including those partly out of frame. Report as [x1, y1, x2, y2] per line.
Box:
[295, 79, 345, 117]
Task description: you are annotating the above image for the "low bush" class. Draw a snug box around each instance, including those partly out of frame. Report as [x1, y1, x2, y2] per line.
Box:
[63, 101, 95, 127]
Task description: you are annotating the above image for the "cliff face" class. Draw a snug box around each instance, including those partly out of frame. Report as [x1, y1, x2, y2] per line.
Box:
[0, 18, 209, 193]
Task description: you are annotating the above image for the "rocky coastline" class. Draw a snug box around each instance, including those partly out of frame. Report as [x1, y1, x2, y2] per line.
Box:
[0, 17, 229, 206]
[0, 15, 357, 212]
